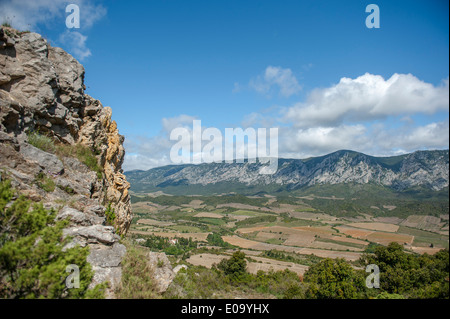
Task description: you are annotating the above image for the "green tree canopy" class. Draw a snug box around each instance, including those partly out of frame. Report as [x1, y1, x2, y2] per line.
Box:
[217, 250, 247, 280]
[303, 258, 365, 299]
[360, 242, 449, 298]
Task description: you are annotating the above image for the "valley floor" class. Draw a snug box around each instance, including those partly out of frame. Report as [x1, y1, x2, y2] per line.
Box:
[128, 192, 449, 279]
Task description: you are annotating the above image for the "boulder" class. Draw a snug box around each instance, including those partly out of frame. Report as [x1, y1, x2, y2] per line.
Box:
[57, 207, 88, 225]
[19, 143, 64, 176]
[63, 225, 119, 246]
[147, 252, 176, 293]
[56, 206, 105, 226]
[87, 242, 126, 268]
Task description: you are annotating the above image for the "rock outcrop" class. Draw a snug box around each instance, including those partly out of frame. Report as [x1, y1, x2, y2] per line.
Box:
[0, 27, 132, 297]
[147, 252, 176, 293]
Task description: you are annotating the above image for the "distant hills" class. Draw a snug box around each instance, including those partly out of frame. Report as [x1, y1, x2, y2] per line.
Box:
[125, 149, 449, 196]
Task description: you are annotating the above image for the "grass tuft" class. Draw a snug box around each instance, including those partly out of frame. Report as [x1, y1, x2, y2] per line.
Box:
[115, 241, 161, 299]
[35, 172, 56, 192]
[27, 131, 56, 153]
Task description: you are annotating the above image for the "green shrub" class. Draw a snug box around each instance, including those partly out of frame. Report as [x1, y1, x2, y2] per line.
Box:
[157, 258, 165, 268]
[166, 265, 231, 299]
[282, 283, 305, 299]
[105, 203, 116, 226]
[59, 185, 75, 194]
[0, 180, 105, 299]
[167, 262, 304, 299]
[206, 232, 232, 248]
[35, 172, 55, 192]
[140, 235, 197, 257]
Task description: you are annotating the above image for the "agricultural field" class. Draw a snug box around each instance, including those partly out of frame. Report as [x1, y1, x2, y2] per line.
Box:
[129, 192, 449, 275]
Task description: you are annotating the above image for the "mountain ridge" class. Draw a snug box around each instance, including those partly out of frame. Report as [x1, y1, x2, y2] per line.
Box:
[126, 149, 449, 195]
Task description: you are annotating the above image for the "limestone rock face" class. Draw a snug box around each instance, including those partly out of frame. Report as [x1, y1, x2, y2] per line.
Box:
[99, 106, 132, 235]
[0, 27, 131, 234]
[0, 27, 133, 297]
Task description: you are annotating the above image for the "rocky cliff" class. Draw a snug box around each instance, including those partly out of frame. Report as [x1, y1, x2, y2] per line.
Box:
[0, 27, 132, 296]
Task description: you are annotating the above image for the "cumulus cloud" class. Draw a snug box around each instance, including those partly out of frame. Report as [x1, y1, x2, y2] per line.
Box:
[279, 124, 368, 156]
[369, 120, 449, 154]
[283, 73, 449, 128]
[276, 73, 449, 159]
[273, 72, 449, 158]
[249, 66, 302, 98]
[123, 138, 173, 171]
[277, 120, 449, 160]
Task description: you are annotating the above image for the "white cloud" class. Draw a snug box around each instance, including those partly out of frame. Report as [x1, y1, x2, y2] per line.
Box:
[123, 153, 171, 172]
[302, 63, 314, 71]
[161, 114, 197, 133]
[59, 30, 91, 60]
[369, 120, 449, 153]
[279, 124, 369, 157]
[278, 120, 449, 160]
[0, 0, 61, 31]
[123, 134, 177, 171]
[249, 66, 302, 98]
[240, 112, 277, 129]
[283, 73, 449, 128]
[0, 0, 106, 31]
[258, 73, 449, 160]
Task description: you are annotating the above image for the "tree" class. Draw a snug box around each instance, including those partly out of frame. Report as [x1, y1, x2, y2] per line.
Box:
[360, 242, 449, 298]
[303, 258, 365, 299]
[217, 251, 247, 280]
[0, 180, 105, 298]
[206, 232, 230, 248]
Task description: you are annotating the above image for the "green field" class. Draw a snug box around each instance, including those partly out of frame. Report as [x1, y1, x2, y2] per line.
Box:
[398, 226, 449, 249]
[169, 225, 204, 233]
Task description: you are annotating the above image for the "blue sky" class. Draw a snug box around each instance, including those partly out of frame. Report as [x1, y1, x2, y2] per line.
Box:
[1, 0, 448, 170]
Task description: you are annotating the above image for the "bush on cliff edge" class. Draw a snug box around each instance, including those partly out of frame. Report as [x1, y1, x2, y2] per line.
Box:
[0, 179, 106, 298]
